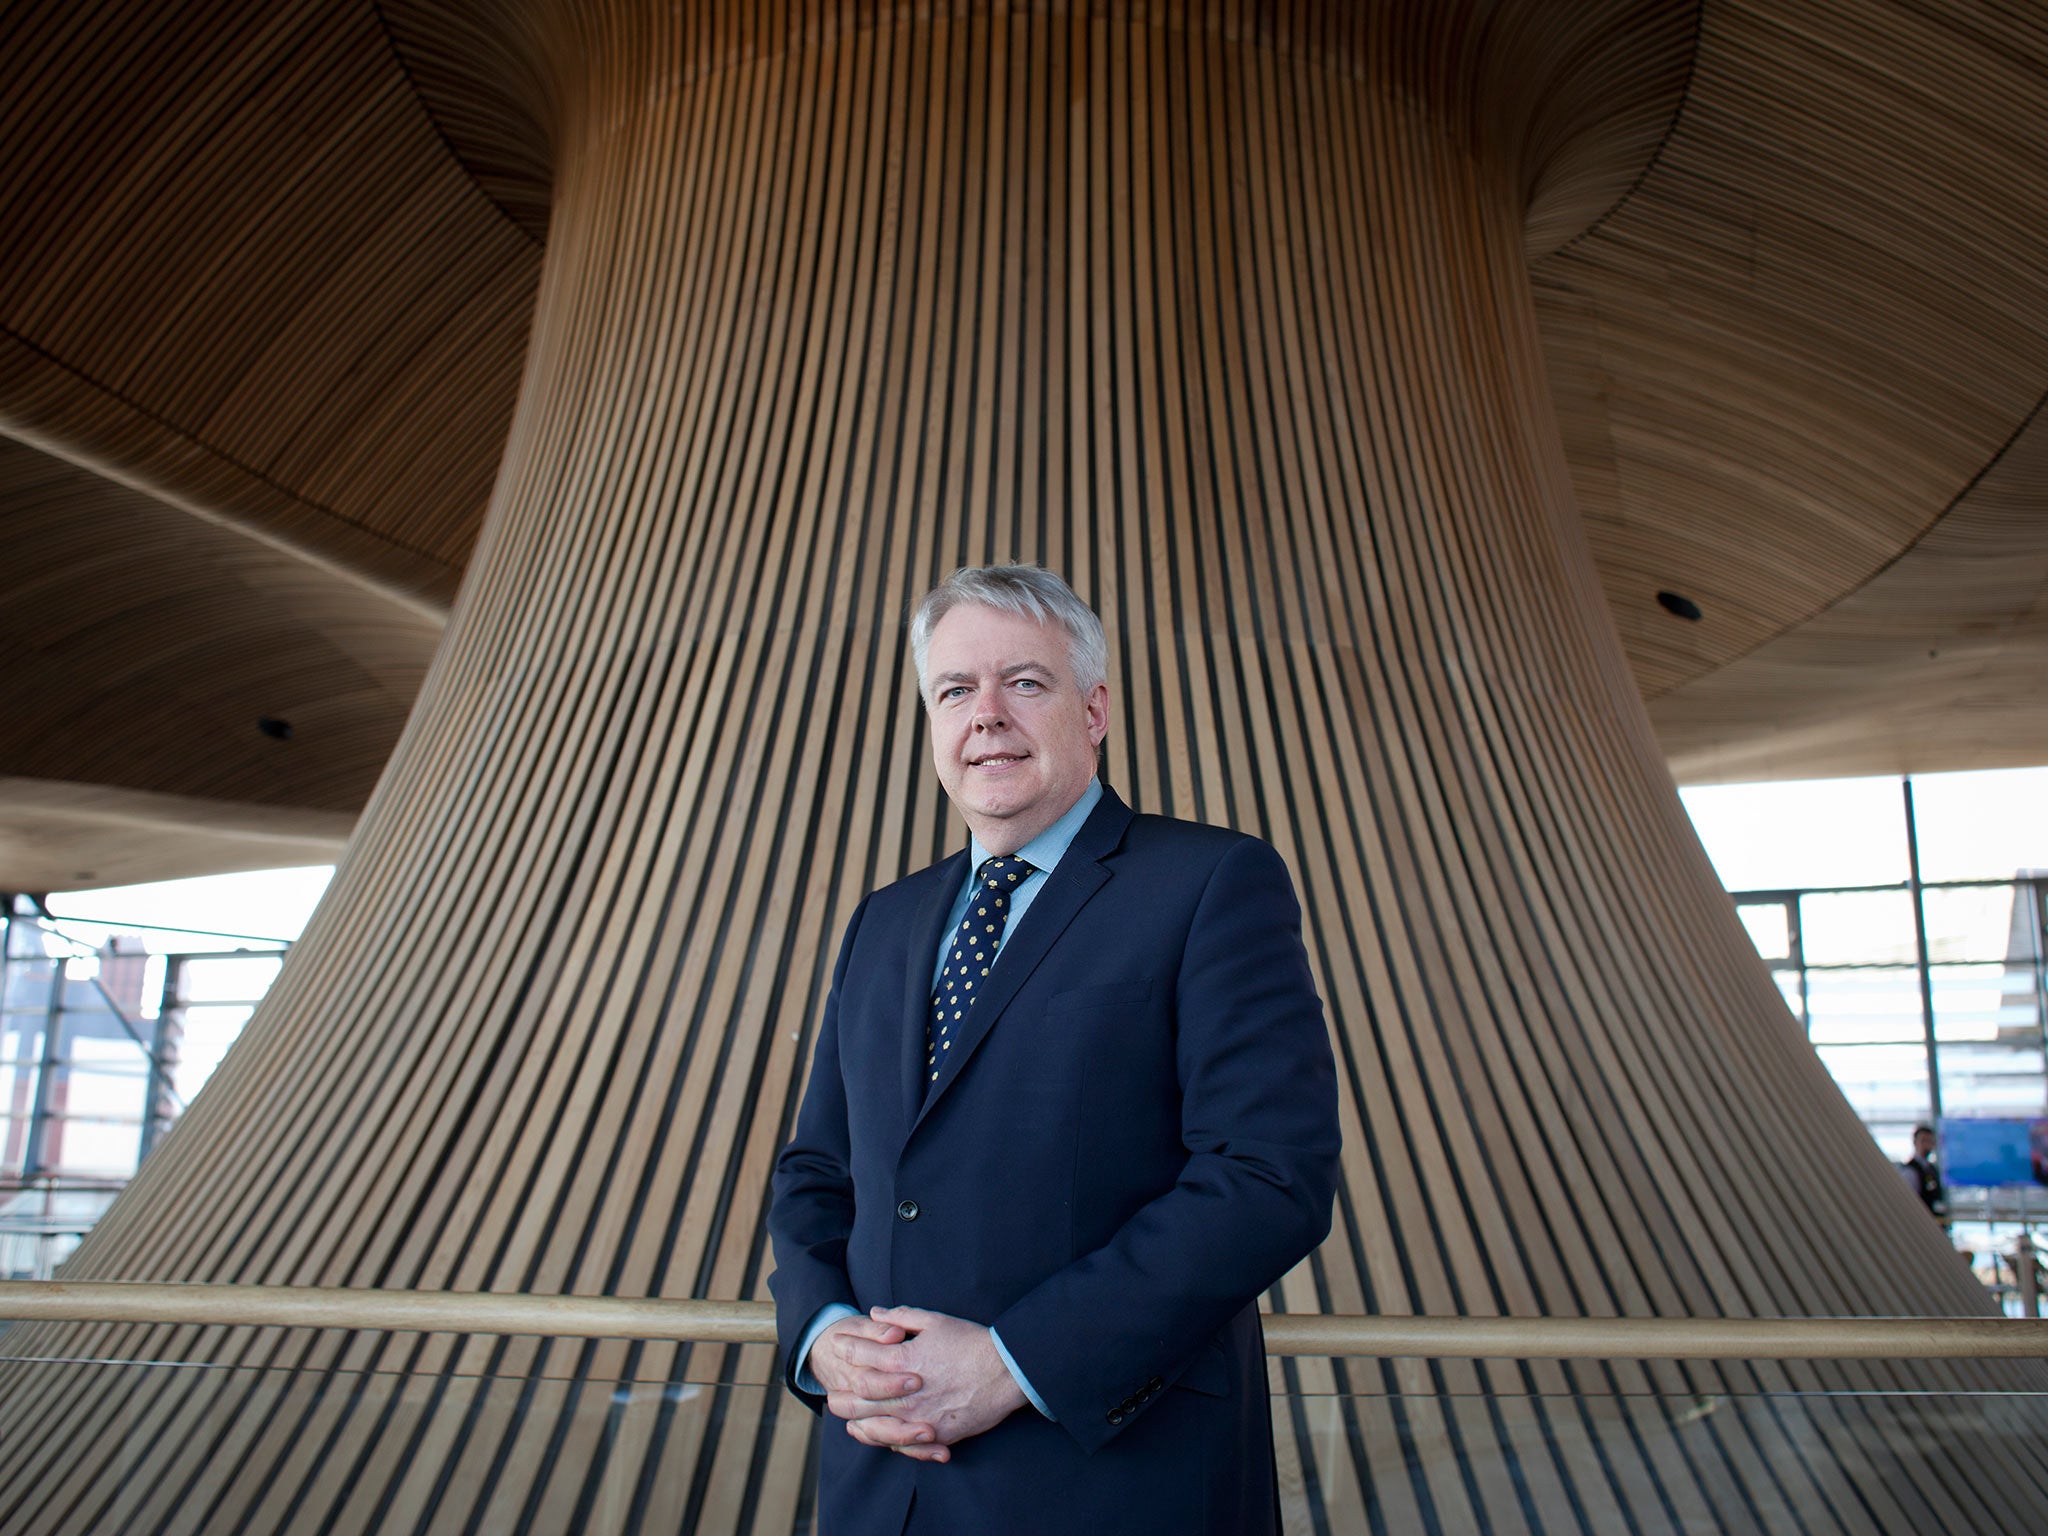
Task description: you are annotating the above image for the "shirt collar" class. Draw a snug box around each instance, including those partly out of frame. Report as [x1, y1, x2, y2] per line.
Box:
[969, 777, 1103, 876]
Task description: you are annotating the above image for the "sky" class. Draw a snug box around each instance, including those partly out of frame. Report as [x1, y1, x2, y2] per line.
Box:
[31, 764, 2048, 942]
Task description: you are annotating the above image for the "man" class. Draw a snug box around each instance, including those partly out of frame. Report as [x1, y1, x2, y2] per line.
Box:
[1901, 1123, 1948, 1221]
[768, 565, 1340, 1535]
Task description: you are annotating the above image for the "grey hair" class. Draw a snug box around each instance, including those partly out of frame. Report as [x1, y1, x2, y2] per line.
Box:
[909, 565, 1108, 700]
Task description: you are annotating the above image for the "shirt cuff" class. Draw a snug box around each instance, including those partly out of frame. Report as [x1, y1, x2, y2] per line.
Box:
[989, 1325, 1055, 1420]
[794, 1302, 862, 1395]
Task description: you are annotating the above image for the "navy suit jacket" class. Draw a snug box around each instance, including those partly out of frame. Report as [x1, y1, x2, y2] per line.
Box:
[768, 787, 1340, 1535]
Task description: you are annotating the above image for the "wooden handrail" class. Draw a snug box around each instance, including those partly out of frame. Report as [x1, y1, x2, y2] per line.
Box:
[5, 1282, 2048, 1360]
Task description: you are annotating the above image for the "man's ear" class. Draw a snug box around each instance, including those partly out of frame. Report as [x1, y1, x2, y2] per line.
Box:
[1085, 681, 1110, 745]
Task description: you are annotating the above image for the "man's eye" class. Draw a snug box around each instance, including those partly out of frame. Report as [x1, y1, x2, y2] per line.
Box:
[1013, 678, 1042, 692]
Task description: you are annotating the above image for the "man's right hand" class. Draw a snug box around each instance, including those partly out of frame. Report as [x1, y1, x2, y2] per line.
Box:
[809, 1315, 950, 1462]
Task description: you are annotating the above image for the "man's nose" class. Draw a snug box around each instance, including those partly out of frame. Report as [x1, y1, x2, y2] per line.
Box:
[972, 702, 1006, 731]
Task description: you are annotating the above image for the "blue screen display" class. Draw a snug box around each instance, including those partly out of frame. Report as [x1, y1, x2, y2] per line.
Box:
[1940, 1118, 2047, 1188]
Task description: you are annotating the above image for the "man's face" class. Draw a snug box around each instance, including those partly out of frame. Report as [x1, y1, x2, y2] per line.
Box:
[1914, 1129, 1936, 1158]
[922, 604, 1108, 855]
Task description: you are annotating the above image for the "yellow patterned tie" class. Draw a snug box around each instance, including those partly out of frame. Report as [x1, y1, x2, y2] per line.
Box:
[927, 855, 1033, 1098]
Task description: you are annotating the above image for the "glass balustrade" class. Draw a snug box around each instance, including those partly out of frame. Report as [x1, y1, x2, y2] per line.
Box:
[1, 1347, 2044, 1534]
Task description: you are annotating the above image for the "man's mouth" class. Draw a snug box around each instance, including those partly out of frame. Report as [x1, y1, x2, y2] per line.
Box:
[969, 753, 1027, 768]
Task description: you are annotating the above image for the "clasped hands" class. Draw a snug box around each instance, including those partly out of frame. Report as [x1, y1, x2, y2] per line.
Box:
[810, 1306, 1028, 1462]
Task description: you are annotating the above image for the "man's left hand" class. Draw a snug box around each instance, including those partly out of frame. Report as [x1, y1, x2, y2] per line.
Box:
[830, 1306, 1027, 1455]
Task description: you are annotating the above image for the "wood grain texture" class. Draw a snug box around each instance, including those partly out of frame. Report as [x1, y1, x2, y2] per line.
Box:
[5, 0, 2047, 847]
[4, 3, 2048, 1533]
[0, 437, 437, 828]
[0, 0, 538, 604]
[0, 779, 353, 894]
[1533, 0, 2048, 710]
[1651, 384, 2048, 781]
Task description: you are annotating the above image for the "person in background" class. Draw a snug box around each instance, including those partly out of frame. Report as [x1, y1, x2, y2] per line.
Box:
[1901, 1122, 1948, 1222]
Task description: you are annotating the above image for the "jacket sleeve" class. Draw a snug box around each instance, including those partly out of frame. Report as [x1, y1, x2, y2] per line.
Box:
[766, 895, 870, 1411]
[988, 836, 1341, 1453]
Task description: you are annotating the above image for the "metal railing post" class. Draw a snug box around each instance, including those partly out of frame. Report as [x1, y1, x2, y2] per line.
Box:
[1902, 778, 1942, 1124]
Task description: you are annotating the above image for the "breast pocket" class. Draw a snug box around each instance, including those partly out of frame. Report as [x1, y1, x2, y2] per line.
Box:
[1029, 980, 1160, 1083]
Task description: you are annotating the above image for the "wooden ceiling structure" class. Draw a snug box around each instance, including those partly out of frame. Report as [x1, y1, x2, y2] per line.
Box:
[4, 2, 2048, 1533]
[1, 1, 2044, 886]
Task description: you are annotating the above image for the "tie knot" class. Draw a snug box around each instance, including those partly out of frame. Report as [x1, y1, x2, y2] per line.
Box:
[978, 855, 1033, 890]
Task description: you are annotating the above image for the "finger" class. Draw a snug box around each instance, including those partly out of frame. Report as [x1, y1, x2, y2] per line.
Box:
[825, 1317, 910, 1347]
[824, 1383, 924, 1420]
[820, 1365, 916, 1403]
[847, 1367, 922, 1399]
[813, 1364, 907, 1402]
[816, 1337, 909, 1387]
[870, 1305, 943, 1332]
[844, 1414, 939, 1449]
[812, 1350, 921, 1401]
[843, 1419, 949, 1462]
[831, 1336, 914, 1372]
[825, 1325, 919, 1362]
[827, 1392, 896, 1421]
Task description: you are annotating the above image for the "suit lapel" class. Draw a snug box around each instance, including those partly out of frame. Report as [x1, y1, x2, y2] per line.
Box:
[913, 788, 1134, 1130]
[902, 848, 968, 1134]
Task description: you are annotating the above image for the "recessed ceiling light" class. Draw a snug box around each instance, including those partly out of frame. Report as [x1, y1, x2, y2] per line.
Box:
[1655, 591, 1703, 622]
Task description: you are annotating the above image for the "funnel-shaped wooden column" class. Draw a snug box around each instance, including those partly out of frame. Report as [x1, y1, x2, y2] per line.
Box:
[4, 4, 2044, 1532]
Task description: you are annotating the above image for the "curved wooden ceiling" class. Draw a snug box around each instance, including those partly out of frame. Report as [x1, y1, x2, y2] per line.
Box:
[2, 0, 2045, 887]
[0, 434, 431, 885]
[1534, 0, 2048, 740]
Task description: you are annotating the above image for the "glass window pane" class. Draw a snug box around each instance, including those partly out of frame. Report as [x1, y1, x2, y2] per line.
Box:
[1770, 972, 1805, 1025]
[1736, 901, 1792, 961]
[1681, 776, 1910, 891]
[1921, 886, 2023, 965]
[1798, 891, 1917, 966]
[1812, 1043, 1932, 1125]
[1, 957, 59, 1007]
[44, 1188, 117, 1226]
[1, 1110, 30, 1180]
[1930, 963, 2018, 1043]
[46, 1116, 141, 1177]
[135, 952, 166, 1021]
[170, 1006, 253, 1102]
[175, 956, 282, 1004]
[1804, 967, 1923, 1043]
[59, 1002, 142, 1050]
[67, 1035, 147, 1073]
[1936, 1040, 2048, 1120]
[58, 1059, 147, 1120]
[1871, 1128, 1921, 1163]
[1908, 767, 2048, 883]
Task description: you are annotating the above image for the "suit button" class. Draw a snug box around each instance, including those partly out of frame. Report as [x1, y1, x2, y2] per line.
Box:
[1120, 1396, 1138, 1413]
[1147, 1377, 1163, 1391]
[1106, 1409, 1125, 1426]
[896, 1199, 919, 1221]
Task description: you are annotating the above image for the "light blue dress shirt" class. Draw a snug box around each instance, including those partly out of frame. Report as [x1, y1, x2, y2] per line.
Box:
[794, 779, 1104, 1419]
